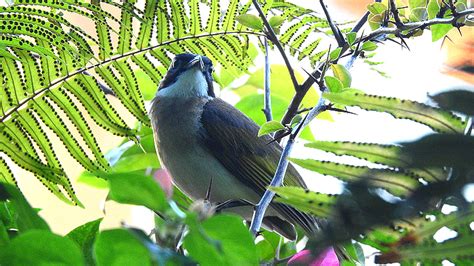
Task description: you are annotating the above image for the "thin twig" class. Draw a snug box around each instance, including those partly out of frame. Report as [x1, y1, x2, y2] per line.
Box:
[263, 38, 273, 122]
[252, 0, 300, 92]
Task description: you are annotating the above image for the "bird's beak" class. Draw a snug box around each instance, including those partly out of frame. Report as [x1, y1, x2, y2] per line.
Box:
[186, 55, 204, 71]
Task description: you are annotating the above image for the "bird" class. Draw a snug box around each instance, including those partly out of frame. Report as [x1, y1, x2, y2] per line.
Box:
[149, 53, 317, 240]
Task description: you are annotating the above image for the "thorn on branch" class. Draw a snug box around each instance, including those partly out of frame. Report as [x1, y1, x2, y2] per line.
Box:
[319, 0, 346, 47]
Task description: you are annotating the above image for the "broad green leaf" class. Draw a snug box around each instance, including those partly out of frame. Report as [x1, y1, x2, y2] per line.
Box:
[367, 2, 387, 14]
[430, 89, 474, 115]
[258, 121, 285, 136]
[0, 183, 49, 232]
[409, 0, 428, 21]
[346, 32, 357, 45]
[330, 64, 352, 87]
[270, 186, 337, 218]
[67, 218, 102, 266]
[290, 114, 303, 127]
[184, 214, 258, 266]
[97, 171, 168, 212]
[269, 16, 285, 28]
[94, 229, 152, 266]
[329, 47, 342, 61]
[112, 153, 160, 172]
[0, 230, 84, 265]
[128, 228, 194, 265]
[324, 76, 343, 92]
[427, 0, 440, 19]
[324, 91, 466, 133]
[361, 41, 378, 51]
[431, 24, 453, 41]
[77, 173, 109, 189]
[256, 238, 275, 262]
[0, 220, 8, 247]
[236, 14, 263, 30]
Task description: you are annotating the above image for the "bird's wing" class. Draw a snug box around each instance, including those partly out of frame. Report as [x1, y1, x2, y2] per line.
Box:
[199, 98, 317, 234]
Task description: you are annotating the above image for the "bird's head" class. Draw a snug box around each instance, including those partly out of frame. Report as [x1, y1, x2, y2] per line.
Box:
[157, 53, 215, 98]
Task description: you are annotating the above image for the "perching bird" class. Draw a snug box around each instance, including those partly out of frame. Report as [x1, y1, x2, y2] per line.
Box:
[149, 53, 317, 239]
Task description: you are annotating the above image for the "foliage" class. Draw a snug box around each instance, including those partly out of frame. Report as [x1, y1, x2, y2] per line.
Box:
[0, 0, 473, 265]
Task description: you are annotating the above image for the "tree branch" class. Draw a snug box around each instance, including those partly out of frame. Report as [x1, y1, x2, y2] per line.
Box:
[250, 93, 328, 236]
[263, 38, 273, 122]
[252, 0, 300, 92]
[360, 8, 474, 42]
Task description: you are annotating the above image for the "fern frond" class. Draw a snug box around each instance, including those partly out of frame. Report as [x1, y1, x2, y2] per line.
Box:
[0, 0, 259, 204]
[290, 158, 420, 197]
[324, 91, 467, 134]
[305, 141, 447, 182]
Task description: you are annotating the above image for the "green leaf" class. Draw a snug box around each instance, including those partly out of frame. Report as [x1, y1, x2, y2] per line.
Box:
[346, 32, 357, 45]
[430, 89, 474, 115]
[409, 0, 428, 21]
[0, 230, 84, 265]
[361, 41, 378, 51]
[427, 0, 440, 19]
[184, 214, 258, 266]
[77, 172, 109, 189]
[112, 153, 160, 172]
[236, 14, 263, 30]
[324, 91, 466, 133]
[290, 114, 303, 127]
[269, 15, 285, 30]
[98, 171, 168, 212]
[329, 47, 342, 61]
[270, 186, 337, 218]
[330, 64, 352, 87]
[431, 24, 453, 41]
[94, 229, 152, 266]
[367, 2, 387, 14]
[258, 121, 285, 136]
[67, 218, 102, 266]
[324, 76, 343, 92]
[0, 183, 50, 232]
[256, 238, 275, 262]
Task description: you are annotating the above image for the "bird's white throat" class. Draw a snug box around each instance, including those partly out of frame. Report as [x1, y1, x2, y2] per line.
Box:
[157, 68, 209, 98]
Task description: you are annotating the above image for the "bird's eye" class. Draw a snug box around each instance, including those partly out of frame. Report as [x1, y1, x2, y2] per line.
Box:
[209, 66, 214, 72]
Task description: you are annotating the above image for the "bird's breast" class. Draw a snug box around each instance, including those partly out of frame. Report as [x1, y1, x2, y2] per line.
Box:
[149, 96, 260, 205]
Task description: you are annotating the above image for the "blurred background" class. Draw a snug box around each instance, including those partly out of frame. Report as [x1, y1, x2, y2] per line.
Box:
[2, 0, 472, 254]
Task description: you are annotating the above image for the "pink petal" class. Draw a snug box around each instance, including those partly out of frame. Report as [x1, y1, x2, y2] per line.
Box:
[153, 168, 173, 198]
[288, 248, 339, 266]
